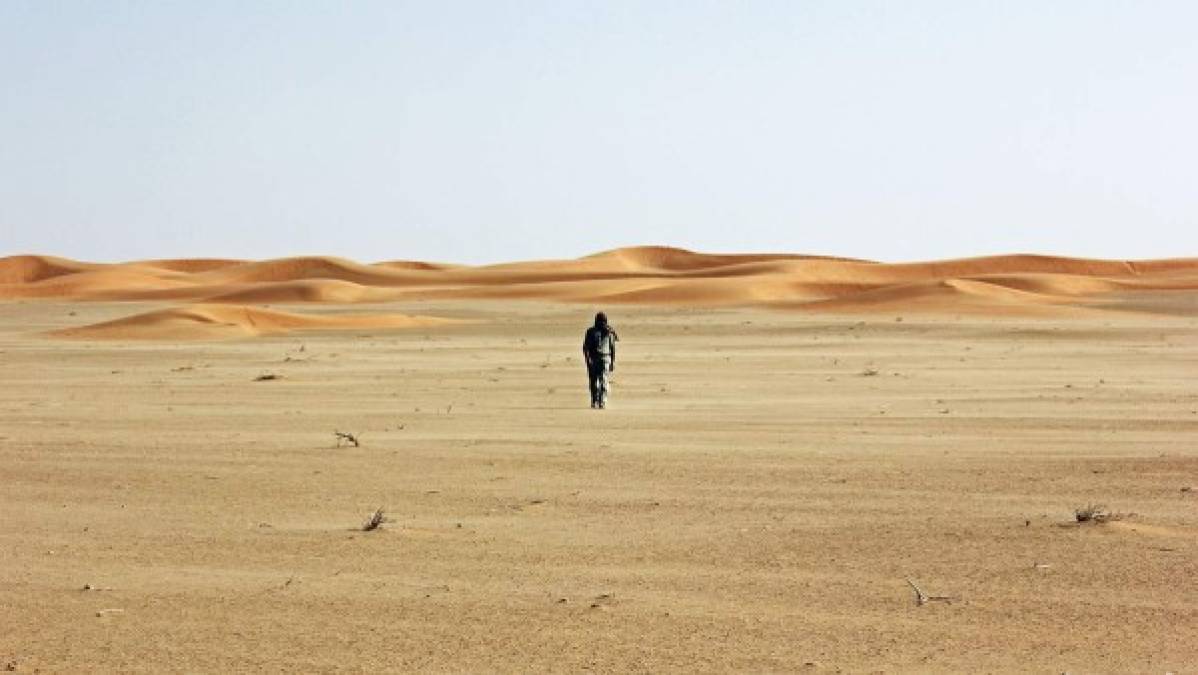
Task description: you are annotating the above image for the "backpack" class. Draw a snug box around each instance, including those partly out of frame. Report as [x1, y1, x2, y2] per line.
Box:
[586, 326, 613, 354]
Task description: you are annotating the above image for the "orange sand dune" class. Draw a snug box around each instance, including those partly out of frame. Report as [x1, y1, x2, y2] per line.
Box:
[198, 279, 401, 304]
[376, 259, 462, 272]
[580, 245, 866, 271]
[796, 278, 1091, 316]
[133, 258, 245, 273]
[4, 266, 199, 298]
[961, 273, 1128, 296]
[886, 253, 1142, 278]
[0, 254, 100, 284]
[3, 247, 1196, 318]
[50, 304, 455, 340]
[190, 256, 424, 286]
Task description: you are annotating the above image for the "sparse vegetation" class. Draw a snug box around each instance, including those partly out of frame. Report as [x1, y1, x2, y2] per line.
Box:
[1074, 504, 1121, 524]
[254, 373, 281, 381]
[362, 507, 386, 531]
[904, 578, 954, 606]
[334, 430, 360, 447]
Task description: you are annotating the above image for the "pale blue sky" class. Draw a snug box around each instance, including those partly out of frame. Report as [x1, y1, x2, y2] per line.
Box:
[2, 1, 1195, 263]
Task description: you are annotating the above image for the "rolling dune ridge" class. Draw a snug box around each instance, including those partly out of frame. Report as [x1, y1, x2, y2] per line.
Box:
[48, 304, 456, 340]
[0, 254, 100, 284]
[2, 247, 1195, 338]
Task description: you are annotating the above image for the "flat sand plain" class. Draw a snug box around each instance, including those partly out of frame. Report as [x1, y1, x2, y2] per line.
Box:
[2, 297, 1197, 672]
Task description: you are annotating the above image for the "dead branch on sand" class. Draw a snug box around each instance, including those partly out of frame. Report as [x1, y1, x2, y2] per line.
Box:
[334, 430, 360, 447]
[362, 507, 387, 531]
[1074, 504, 1122, 524]
[905, 578, 954, 606]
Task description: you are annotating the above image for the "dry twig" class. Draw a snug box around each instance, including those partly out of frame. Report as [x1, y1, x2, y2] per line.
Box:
[334, 431, 360, 447]
[905, 578, 954, 606]
[1075, 504, 1122, 523]
[362, 507, 386, 531]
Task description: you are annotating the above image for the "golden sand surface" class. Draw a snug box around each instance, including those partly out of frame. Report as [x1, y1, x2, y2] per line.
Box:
[2, 293, 1196, 672]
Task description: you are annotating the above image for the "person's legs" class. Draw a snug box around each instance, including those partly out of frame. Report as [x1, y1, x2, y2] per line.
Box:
[586, 361, 601, 407]
[596, 356, 611, 408]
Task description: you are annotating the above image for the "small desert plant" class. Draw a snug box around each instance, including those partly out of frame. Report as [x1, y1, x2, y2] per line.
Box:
[1074, 504, 1121, 523]
[334, 431, 360, 447]
[362, 507, 387, 531]
[860, 368, 879, 377]
[254, 373, 281, 381]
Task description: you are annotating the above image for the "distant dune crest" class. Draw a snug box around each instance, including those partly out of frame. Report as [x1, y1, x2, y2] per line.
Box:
[0, 255, 99, 284]
[4, 246, 1197, 337]
[582, 246, 867, 271]
[50, 304, 456, 341]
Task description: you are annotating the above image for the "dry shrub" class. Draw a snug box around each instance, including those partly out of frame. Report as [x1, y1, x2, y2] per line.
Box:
[362, 507, 386, 531]
[1074, 504, 1122, 524]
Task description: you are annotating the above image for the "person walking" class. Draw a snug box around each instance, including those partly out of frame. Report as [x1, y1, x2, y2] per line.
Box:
[582, 312, 618, 408]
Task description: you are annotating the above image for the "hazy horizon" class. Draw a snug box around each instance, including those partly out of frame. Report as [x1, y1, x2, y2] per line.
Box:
[3, 2, 1196, 264]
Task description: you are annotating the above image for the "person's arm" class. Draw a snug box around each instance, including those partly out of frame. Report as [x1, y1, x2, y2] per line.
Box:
[582, 332, 591, 366]
[608, 333, 616, 372]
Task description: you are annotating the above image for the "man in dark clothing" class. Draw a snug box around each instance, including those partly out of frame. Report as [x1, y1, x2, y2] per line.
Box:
[582, 312, 618, 408]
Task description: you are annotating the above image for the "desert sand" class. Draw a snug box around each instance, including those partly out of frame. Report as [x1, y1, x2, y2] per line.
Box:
[4, 247, 1198, 323]
[1, 248, 1197, 672]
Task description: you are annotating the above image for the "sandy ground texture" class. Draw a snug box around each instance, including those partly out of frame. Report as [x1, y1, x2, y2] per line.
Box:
[1, 297, 1196, 673]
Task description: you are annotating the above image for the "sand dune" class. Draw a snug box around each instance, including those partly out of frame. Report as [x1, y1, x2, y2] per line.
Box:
[0, 254, 99, 284]
[198, 279, 400, 305]
[798, 278, 1087, 315]
[50, 304, 455, 340]
[960, 273, 1128, 296]
[4, 247, 1197, 328]
[190, 256, 423, 287]
[580, 245, 864, 272]
[132, 258, 245, 273]
[4, 266, 200, 299]
[376, 259, 462, 272]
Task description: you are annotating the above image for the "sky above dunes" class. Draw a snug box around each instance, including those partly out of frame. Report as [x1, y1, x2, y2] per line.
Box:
[2, 1, 1196, 264]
